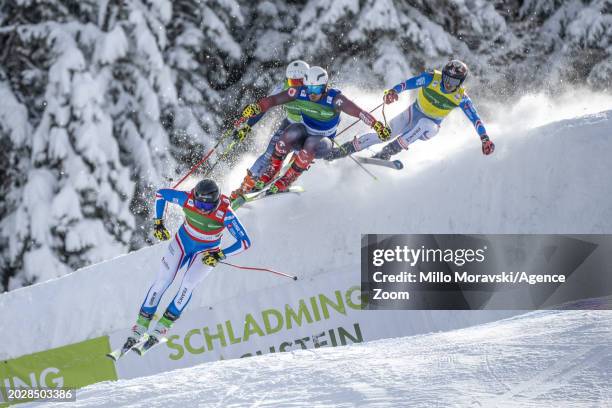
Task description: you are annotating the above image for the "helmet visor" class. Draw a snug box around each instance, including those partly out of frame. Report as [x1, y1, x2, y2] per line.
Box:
[443, 75, 462, 91]
[194, 199, 217, 211]
[194, 189, 219, 211]
[287, 78, 304, 87]
[306, 84, 325, 95]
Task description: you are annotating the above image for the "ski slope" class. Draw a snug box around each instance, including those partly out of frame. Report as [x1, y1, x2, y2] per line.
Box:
[66, 309, 612, 407]
[1, 98, 611, 361]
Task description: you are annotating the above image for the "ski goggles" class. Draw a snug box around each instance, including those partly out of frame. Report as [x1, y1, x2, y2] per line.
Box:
[194, 190, 219, 211]
[194, 199, 217, 212]
[306, 84, 325, 95]
[442, 75, 463, 91]
[287, 78, 304, 87]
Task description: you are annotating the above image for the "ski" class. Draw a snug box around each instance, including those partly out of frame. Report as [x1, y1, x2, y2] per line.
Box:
[132, 335, 168, 356]
[232, 185, 304, 209]
[357, 156, 404, 170]
[106, 334, 149, 362]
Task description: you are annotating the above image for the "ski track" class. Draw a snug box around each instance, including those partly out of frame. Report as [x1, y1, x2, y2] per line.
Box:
[51, 310, 612, 408]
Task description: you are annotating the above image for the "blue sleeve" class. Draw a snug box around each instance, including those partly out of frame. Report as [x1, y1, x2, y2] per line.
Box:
[221, 208, 252, 256]
[392, 71, 434, 94]
[155, 189, 189, 219]
[459, 95, 488, 138]
[247, 112, 265, 127]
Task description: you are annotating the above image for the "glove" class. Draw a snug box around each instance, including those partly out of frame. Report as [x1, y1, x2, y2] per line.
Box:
[383, 89, 399, 105]
[233, 124, 252, 142]
[481, 135, 495, 155]
[202, 250, 225, 267]
[153, 219, 171, 241]
[241, 103, 261, 119]
[372, 121, 392, 141]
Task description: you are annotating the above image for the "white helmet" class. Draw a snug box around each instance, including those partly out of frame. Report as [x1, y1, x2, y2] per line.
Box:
[286, 60, 309, 80]
[304, 66, 329, 86]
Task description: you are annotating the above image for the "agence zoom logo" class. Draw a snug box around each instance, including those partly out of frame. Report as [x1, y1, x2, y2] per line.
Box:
[372, 246, 487, 267]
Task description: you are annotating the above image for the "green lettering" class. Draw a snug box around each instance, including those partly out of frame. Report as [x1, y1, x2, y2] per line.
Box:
[319, 290, 345, 319]
[346, 286, 362, 309]
[166, 335, 184, 360]
[294, 337, 309, 349]
[225, 320, 242, 344]
[243, 313, 265, 341]
[285, 299, 313, 329]
[279, 341, 293, 352]
[262, 308, 284, 335]
[184, 329, 205, 355]
[310, 296, 321, 321]
[338, 324, 363, 345]
[204, 323, 227, 351]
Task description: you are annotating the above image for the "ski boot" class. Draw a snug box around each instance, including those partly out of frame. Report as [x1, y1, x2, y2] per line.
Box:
[269, 150, 312, 194]
[107, 311, 152, 361]
[325, 140, 356, 161]
[123, 312, 151, 349]
[230, 170, 256, 201]
[134, 311, 176, 356]
[254, 157, 283, 191]
[372, 139, 403, 161]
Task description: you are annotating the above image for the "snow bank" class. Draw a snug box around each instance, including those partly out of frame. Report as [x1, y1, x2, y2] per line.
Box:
[1, 109, 611, 361]
[73, 309, 612, 407]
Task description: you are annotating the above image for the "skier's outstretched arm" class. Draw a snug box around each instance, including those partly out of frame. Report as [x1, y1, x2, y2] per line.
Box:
[383, 71, 434, 104]
[152, 189, 188, 241]
[220, 208, 252, 257]
[240, 88, 299, 120]
[459, 95, 488, 138]
[243, 82, 287, 127]
[332, 94, 392, 141]
[460, 95, 495, 155]
[391, 71, 434, 93]
[154, 189, 189, 220]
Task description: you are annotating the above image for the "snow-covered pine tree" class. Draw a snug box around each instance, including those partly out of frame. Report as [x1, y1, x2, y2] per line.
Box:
[0, 0, 180, 289]
[164, 0, 245, 171]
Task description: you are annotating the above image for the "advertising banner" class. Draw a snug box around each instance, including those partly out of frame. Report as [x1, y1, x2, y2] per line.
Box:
[0, 337, 117, 405]
[109, 270, 517, 379]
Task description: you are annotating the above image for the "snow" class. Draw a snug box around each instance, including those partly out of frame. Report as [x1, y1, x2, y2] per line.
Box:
[2, 105, 611, 359]
[93, 25, 129, 65]
[201, 6, 242, 60]
[0, 81, 29, 146]
[65, 309, 612, 407]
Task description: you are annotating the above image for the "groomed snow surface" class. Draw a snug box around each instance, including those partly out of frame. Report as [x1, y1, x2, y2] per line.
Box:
[67, 309, 612, 407]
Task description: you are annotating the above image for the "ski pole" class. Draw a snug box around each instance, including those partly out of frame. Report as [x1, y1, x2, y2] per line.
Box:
[331, 102, 384, 181]
[335, 102, 383, 139]
[171, 127, 234, 189]
[219, 261, 298, 281]
[330, 137, 378, 180]
[204, 137, 240, 176]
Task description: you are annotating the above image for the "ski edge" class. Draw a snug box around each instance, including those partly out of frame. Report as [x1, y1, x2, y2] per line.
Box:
[232, 185, 304, 209]
[356, 156, 403, 170]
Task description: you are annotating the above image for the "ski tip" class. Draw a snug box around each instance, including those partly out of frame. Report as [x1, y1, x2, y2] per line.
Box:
[105, 352, 120, 362]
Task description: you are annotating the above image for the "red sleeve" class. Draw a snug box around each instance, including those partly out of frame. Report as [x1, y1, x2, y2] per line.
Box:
[332, 94, 377, 126]
[258, 88, 299, 112]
